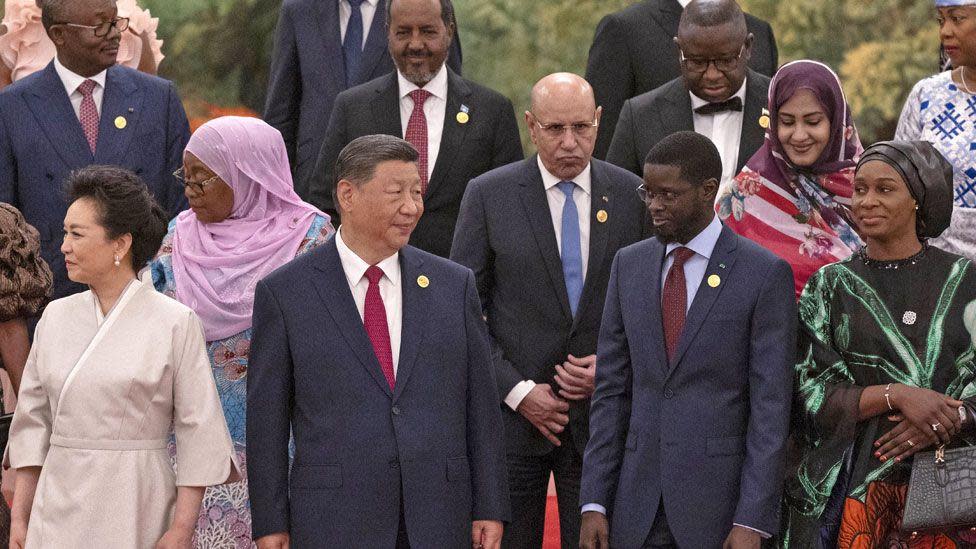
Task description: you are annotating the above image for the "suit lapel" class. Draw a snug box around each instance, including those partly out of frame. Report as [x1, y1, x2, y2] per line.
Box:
[356, 0, 390, 85]
[311, 240, 394, 398]
[640, 240, 669, 380]
[24, 63, 92, 167]
[519, 158, 573, 320]
[373, 74, 403, 137]
[94, 66, 142, 164]
[665, 226, 739, 380]
[573, 162, 613, 327]
[392, 247, 427, 401]
[315, 0, 347, 87]
[662, 81, 695, 133]
[737, 70, 769, 170]
[425, 70, 471, 200]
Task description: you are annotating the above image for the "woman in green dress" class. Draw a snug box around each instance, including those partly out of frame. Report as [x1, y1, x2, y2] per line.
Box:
[782, 140, 976, 547]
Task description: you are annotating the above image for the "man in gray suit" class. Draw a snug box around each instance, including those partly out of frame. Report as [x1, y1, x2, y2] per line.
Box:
[586, 0, 776, 160]
[605, 0, 771, 193]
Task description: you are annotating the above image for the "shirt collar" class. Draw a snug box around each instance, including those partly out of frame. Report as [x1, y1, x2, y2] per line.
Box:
[666, 215, 723, 259]
[536, 155, 592, 195]
[341, 0, 377, 6]
[54, 56, 107, 97]
[677, 0, 692, 6]
[397, 63, 448, 101]
[335, 226, 401, 287]
[689, 77, 748, 110]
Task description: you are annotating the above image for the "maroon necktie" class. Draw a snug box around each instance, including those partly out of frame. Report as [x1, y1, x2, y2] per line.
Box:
[78, 79, 99, 154]
[662, 247, 695, 360]
[363, 265, 395, 389]
[404, 89, 432, 195]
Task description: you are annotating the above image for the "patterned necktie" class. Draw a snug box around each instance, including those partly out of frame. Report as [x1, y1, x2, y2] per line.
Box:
[557, 181, 583, 316]
[78, 79, 99, 154]
[404, 89, 432, 195]
[662, 247, 695, 360]
[343, 0, 365, 87]
[363, 265, 395, 389]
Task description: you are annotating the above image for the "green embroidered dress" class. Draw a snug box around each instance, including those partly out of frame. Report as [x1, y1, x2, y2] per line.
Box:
[781, 247, 976, 547]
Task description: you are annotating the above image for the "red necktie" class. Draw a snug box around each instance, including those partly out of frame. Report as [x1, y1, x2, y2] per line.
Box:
[78, 79, 99, 155]
[662, 247, 695, 360]
[363, 265, 395, 389]
[404, 89, 432, 195]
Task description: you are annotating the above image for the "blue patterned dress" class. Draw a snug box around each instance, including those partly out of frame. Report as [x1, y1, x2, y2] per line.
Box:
[896, 70, 976, 261]
[151, 214, 333, 548]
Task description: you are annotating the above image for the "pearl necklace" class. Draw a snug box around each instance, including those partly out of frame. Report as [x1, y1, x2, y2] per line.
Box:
[962, 66, 975, 95]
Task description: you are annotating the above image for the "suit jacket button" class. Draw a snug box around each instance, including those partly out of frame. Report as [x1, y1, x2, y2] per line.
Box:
[664, 389, 674, 399]
[390, 460, 400, 469]
[392, 405, 401, 416]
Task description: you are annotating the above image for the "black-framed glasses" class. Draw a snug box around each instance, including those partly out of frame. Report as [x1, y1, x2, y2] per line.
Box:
[173, 168, 219, 195]
[56, 17, 129, 38]
[636, 184, 688, 205]
[529, 112, 599, 139]
[679, 44, 745, 73]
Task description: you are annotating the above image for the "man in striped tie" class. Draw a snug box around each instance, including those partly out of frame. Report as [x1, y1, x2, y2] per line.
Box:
[248, 134, 509, 549]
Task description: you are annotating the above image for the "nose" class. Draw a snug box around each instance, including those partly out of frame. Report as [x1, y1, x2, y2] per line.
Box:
[648, 196, 666, 214]
[559, 128, 579, 150]
[400, 194, 422, 216]
[60, 235, 70, 255]
[940, 21, 954, 43]
[701, 62, 724, 83]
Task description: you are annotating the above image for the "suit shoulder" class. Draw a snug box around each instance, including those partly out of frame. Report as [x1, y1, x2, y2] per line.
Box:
[616, 237, 659, 264]
[337, 72, 395, 103]
[0, 69, 45, 99]
[606, 1, 655, 28]
[732, 231, 789, 271]
[744, 12, 774, 34]
[468, 158, 533, 193]
[280, 0, 314, 11]
[259, 244, 326, 290]
[114, 65, 177, 91]
[627, 77, 683, 110]
[460, 78, 513, 107]
[404, 247, 472, 281]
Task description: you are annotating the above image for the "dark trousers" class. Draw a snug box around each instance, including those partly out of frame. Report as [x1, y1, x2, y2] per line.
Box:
[501, 441, 582, 549]
[641, 503, 678, 548]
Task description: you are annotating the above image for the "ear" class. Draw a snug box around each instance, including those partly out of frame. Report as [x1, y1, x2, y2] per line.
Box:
[701, 177, 720, 203]
[524, 111, 539, 147]
[336, 179, 357, 215]
[594, 106, 603, 125]
[114, 233, 133, 263]
[743, 33, 755, 60]
[48, 25, 66, 47]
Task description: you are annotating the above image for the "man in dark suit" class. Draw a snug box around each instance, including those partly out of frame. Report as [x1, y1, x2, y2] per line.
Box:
[579, 132, 796, 549]
[247, 135, 509, 549]
[605, 0, 771, 194]
[452, 73, 647, 549]
[586, 0, 776, 160]
[0, 0, 189, 302]
[264, 0, 462, 198]
[308, 0, 522, 258]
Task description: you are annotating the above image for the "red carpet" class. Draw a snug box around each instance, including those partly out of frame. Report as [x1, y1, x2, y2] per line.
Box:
[543, 494, 561, 548]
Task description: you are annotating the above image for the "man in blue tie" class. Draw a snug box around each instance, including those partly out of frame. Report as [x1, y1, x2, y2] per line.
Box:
[451, 73, 648, 548]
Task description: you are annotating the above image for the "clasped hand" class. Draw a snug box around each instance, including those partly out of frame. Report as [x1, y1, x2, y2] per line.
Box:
[874, 385, 963, 462]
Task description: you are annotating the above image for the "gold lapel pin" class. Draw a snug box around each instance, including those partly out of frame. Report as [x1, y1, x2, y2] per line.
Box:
[707, 274, 721, 288]
[456, 104, 470, 124]
[114, 116, 127, 130]
[758, 108, 770, 129]
[596, 210, 608, 223]
[417, 275, 430, 288]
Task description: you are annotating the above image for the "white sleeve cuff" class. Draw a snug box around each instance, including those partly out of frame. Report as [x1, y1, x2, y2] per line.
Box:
[581, 503, 607, 515]
[733, 523, 771, 539]
[504, 380, 536, 411]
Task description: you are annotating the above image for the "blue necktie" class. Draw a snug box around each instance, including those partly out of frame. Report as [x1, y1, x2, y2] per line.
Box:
[557, 181, 583, 316]
[343, 0, 365, 88]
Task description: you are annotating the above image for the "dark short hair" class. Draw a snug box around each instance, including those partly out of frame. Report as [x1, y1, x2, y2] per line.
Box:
[39, 0, 70, 33]
[333, 134, 419, 205]
[66, 165, 169, 271]
[386, 0, 456, 31]
[678, 0, 748, 37]
[644, 131, 722, 186]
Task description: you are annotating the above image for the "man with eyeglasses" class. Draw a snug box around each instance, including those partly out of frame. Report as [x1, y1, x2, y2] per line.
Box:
[451, 73, 647, 549]
[0, 0, 190, 303]
[605, 0, 770, 199]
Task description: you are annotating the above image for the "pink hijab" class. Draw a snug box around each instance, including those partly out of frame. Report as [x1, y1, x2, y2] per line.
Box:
[171, 116, 327, 341]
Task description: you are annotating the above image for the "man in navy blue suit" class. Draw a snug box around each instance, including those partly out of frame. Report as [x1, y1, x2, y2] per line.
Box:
[247, 134, 509, 549]
[0, 0, 189, 302]
[579, 132, 796, 548]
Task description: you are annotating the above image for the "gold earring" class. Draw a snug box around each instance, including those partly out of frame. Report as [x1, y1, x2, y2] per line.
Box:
[114, 255, 120, 267]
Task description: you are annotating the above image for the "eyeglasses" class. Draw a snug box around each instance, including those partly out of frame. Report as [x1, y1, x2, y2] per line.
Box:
[173, 168, 220, 195]
[679, 44, 745, 73]
[529, 113, 599, 139]
[636, 184, 688, 205]
[56, 17, 129, 38]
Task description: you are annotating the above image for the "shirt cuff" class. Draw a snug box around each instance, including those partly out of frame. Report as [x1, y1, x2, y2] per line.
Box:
[581, 503, 607, 515]
[504, 380, 536, 411]
[733, 523, 771, 539]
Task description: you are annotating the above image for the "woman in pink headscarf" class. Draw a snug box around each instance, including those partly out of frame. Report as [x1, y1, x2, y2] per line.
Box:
[151, 116, 334, 548]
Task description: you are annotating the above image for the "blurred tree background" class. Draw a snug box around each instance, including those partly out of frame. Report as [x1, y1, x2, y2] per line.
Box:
[21, 0, 941, 144]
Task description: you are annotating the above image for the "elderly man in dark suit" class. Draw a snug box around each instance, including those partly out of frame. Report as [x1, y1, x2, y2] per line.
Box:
[586, 0, 776, 160]
[0, 0, 189, 302]
[451, 73, 647, 549]
[605, 0, 771, 195]
[263, 0, 462, 198]
[580, 132, 796, 549]
[308, 0, 522, 258]
[247, 135, 509, 549]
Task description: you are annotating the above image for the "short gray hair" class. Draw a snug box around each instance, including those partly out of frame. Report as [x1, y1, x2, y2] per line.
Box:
[40, 0, 72, 32]
[333, 134, 419, 204]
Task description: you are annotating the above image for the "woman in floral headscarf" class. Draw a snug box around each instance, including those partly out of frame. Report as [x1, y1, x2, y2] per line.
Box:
[717, 60, 863, 298]
[151, 116, 334, 547]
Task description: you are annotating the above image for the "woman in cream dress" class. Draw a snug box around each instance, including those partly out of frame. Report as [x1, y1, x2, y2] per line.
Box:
[6, 166, 240, 549]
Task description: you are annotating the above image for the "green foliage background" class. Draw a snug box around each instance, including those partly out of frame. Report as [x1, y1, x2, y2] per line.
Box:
[76, 1, 944, 144]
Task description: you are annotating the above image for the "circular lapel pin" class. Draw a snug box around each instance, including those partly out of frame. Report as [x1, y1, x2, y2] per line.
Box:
[114, 116, 127, 129]
[596, 210, 608, 223]
[456, 112, 469, 124]
[759, 108, 770, 129]
[417, 275, 430, 288]
[707, 274, 721, 288]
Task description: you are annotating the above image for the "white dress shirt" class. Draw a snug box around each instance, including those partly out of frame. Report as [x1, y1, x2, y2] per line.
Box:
[502, 158, 593, 412]
[335, 227, 403, 373]
[398, 64, 448, 183]
[690, 80, 747, 194]
[338, 0, 378, 47]
[54, 56, 107, 118]
[677, 0, 692, 6]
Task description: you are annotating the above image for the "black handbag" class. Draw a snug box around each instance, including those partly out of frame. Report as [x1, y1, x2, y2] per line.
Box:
[901, 444, 976, 533]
